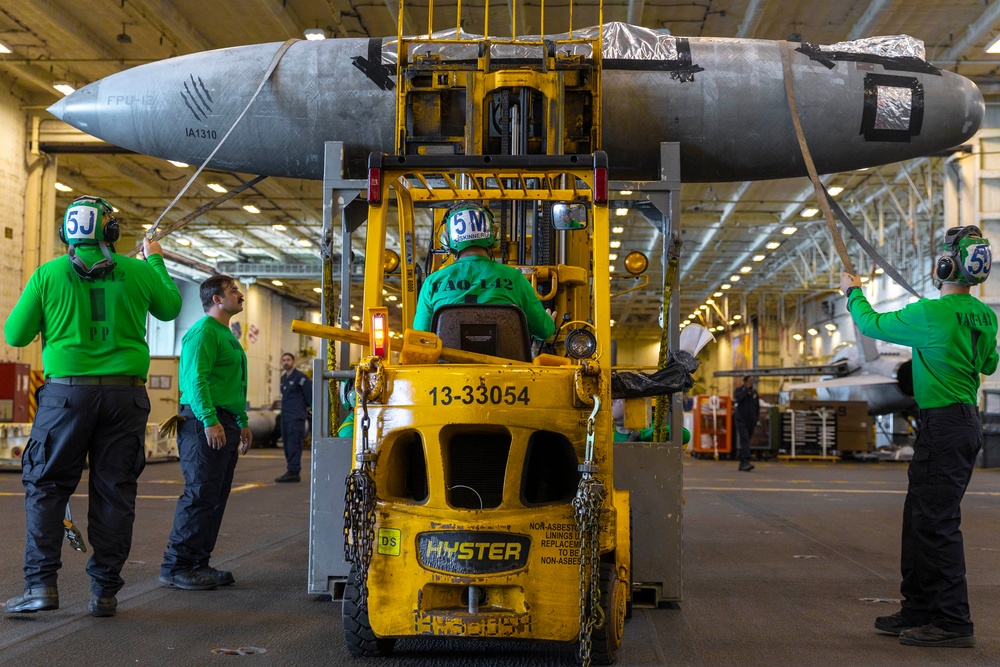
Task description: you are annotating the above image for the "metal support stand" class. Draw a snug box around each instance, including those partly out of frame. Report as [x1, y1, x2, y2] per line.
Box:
[610, 142, 685, 603]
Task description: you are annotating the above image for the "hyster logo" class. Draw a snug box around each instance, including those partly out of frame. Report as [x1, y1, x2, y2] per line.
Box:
[417, 531, 530, 575]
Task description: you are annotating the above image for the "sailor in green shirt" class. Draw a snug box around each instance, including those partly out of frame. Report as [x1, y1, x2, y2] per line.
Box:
[160, 274, 252, 592]
[4, 196, 181, 618]
[841, 225, 998, 648]
[413, 203, 556, 341]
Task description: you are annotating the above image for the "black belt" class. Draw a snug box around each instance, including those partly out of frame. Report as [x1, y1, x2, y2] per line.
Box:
[920, 404, 978, 417]
[48, 376, 145, 386]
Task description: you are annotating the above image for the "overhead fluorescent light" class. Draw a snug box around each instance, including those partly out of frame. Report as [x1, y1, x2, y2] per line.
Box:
[168, 160, 189, 168]
[52, 82, 75, 96]
[765, 241, 781, 250]
[54, 182, 73, 192]
[272, 224, 287, 231]
[242, 204, 261, 214]
[609, 265, 617, 272]
[782, 226, 798, 235]
[733, 314, 742, 320]
[271, 279, 283, 286]
[304, 28, 327, 40]
[827, 186, 844, 197]
[296, 239, 312, 247]
[824, 323, 838, 331]
[721, 283, 731, 290]
[0, 41, 12, 54]
[142, 224, 152, 230]
[705, 298, 715, 304]
[610, 240, 621, 248]
[176, 238, 192, 246]
[874, 267, 884, 275]
[792, 333, 803, 341]
[207, 183, 227, 193]
[313, 287, 322, 293]
[729, 275, 740, 282]
[615, 208, 628, 217]
[201, 249, 219, 258]
[807, 327, 819, 336]
[619, 190, 633, 195]
[713, 291, 723, 297]
[801, 207, 819, 218]
[739, 265, 752, 273]
[612, 226, 624, 234]
[752, 254, 765, 262]
[987, 34, 1000, 54]
[608, 253, 618, 260]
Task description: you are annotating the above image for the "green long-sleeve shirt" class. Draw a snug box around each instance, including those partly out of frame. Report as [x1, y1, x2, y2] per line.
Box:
[179, 315, 249, 428]
[412, 255, 556, 340]
[847, 290, 999, 408]
[4, 248, 181, 379]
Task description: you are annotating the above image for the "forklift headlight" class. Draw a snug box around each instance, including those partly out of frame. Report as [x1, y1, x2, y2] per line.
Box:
[565, 328, 597, 359]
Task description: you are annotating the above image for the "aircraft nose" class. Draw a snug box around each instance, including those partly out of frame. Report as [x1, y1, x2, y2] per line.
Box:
[47, 82, 101, 134]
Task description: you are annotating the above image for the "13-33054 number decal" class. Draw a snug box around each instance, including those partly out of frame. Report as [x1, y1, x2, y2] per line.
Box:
[429, 385, 530, 406]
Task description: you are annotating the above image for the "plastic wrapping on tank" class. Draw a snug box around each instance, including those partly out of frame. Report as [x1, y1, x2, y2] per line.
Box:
[818, 35, 925, 60]
[383, 22, 684, 65]
[611, 351, 699, 399]
[873, 86, 913, 131]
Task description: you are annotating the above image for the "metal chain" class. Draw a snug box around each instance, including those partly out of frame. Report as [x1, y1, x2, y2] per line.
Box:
[574, 396, 605, 667]
[343, 360, 379, 600]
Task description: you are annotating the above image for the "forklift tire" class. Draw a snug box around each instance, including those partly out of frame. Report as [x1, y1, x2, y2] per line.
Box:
[343, 568, 396, 657]
[581, 561, 626, 665]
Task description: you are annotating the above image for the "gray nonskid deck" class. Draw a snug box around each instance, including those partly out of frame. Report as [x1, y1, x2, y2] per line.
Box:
[0, 452, 997, 666]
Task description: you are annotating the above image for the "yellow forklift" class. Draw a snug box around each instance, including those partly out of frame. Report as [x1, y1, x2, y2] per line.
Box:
[295, 2, 688, 664]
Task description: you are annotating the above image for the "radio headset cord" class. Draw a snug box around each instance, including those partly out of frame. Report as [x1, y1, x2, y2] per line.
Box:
[779, 41, 922, 300]
[126, 39, 301, 257]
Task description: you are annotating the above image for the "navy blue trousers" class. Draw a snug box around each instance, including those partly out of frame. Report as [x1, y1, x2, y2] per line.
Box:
[161, 406, 240, 575]
[734, 420, 753, 462]
[21, 382, 148, 597]
[900, 405, 981, 634]
[281, 415, 306, 474]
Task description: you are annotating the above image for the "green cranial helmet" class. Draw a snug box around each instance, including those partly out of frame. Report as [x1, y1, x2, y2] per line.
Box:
[935, 226, 992, 286]
[61, 196, 119, 247]
[439, 203, 497, 254]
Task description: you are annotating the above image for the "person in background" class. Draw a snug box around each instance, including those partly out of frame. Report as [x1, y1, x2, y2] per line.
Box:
[275, 352, 312, 483]
[3, 195, 181, 618]
[160, 274, 252, 591]
[412, 202, 556, 341]
[733, 375, 759, 472]
[842, 225, 997, 649]
[337, 378, 356, 439]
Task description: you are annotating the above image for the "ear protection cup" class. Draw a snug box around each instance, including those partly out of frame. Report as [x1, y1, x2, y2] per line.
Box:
[935, 255, 957, 282]
[103, 217, 120, 244]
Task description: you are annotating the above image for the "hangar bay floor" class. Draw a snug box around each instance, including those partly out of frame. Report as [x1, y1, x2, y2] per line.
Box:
[0, 450, 998, 666]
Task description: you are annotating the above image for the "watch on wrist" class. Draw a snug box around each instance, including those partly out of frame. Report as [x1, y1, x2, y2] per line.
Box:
[845, 285, 861, 298]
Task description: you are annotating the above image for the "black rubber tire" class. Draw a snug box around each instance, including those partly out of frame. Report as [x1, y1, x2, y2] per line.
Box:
[343, 567, 396, 657]
[579, 561, 625, 665]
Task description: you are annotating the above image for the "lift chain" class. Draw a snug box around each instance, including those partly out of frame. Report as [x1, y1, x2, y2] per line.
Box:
[343, 358, 381, 601]
[573, 396, 605, 667]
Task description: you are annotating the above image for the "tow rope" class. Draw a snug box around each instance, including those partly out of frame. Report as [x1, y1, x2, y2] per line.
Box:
[127, 38, 300, 256]
[779, 41, 922, 299]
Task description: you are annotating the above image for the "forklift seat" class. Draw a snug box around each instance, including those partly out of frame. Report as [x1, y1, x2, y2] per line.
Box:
[431, 304, 532, 362]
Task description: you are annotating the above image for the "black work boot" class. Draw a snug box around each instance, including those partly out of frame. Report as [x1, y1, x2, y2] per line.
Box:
[874, 611, 923, 635]
[5, 587, 59, 613]
[88, 595, 117, 617]
[900, 624, 975, 647]
[197, 566, 235, 587]
[274, 470, 301, 483]
[159, 569, 218, 591]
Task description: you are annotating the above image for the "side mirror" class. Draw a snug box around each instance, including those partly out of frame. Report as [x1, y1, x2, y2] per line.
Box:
[551, 203, 588, 231]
